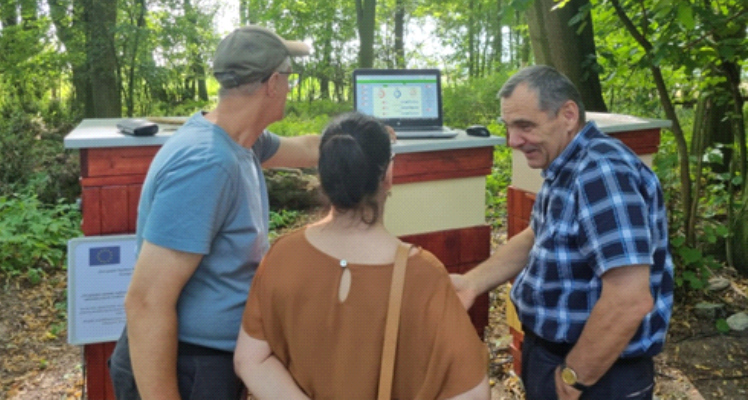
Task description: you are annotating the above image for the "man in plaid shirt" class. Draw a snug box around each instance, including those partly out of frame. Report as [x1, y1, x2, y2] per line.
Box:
[452, 65, 673, 399]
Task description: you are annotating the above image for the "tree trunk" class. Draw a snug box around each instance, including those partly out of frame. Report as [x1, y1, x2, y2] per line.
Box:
[491, 0, 503, 69]
[691, 76, 734, 172]
[319, 34, 332, 100]
[239, 0, 252, 25]
[611, 0, 692, 246]
[526, 0, 607, 112]
[468, 0, 476, 77]
[49, 0, 87, 117]
[355, 0, 376, 68]
[84, 0, 121, 117]
[394, 0, 405, 68]
[125, 0, 147, 117]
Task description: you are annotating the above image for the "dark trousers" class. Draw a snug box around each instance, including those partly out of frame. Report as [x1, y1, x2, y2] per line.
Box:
[521, 329, 655, 400]
[108, 328, 243, 400]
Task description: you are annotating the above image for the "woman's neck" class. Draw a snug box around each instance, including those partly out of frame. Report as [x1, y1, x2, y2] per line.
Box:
[313, 208, 387, 233]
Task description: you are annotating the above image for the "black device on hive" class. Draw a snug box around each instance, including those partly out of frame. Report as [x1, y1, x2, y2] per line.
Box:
[117, 119, 159, 136]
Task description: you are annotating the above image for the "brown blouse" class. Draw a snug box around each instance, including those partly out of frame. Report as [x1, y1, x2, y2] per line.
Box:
[242, 228, 488, 399]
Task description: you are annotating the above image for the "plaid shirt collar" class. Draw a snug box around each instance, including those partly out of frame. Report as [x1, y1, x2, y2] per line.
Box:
[541, 121, 597, 182]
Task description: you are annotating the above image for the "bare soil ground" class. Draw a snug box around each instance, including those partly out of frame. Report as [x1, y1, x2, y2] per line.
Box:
[1, 227, 746, 399]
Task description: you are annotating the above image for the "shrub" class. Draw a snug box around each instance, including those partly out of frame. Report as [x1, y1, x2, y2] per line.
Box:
[0, 190, 82, 284]
[0, 110, 81, 203]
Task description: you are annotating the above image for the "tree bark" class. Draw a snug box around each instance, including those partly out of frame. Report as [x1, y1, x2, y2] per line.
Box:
[491, 0, 503, 69]
[83, 0, 121, 117]
[526, 0, 607, 112]
[239, 0, 252, 25]
[355, 0, 376, 68]
[125, 0, 147, 117]
[394, 0, 405, 68]
[49, 0, 88, 116]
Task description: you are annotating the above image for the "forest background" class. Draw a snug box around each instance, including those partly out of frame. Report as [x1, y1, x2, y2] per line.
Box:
[0, 0, 746, 396]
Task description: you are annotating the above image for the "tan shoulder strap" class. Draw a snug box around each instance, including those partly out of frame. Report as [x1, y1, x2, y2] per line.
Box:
[377, 242, 411, 400]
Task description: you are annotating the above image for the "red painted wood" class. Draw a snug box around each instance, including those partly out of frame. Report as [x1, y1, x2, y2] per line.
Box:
[393, 147, 494, 184]
[82, 146, 159, 178]
[401, 229, 461, 266]
[128, 184, 142, 232]
[85, 343, 110, 400]
[400, 225, 492, 338]
[457, 225, 492, 264]
[100, 186, 130, 234]
[82, 174, 148, 187]
[81, 187, 102, 236]
[612, 128, 661, 155]
[507, 186, 535, 238]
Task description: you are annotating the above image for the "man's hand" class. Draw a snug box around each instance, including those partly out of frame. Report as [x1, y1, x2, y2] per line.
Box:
[555, 365, 582, 400]
[385, 125, 397, 144]
[449, 273, 478, 310]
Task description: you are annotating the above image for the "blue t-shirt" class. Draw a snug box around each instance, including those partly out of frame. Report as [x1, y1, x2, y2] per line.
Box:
[510, 122, 674, 358]
[136, 111, 280, 351]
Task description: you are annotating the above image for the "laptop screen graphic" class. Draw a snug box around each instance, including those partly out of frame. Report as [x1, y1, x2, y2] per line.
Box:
[355, 73, 439, 121]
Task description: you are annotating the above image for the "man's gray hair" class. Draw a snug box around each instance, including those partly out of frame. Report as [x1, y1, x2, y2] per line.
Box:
[218, 57, 292, 99]
[498, 65, 586, 124]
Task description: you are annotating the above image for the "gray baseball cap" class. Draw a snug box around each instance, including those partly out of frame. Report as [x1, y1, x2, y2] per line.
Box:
[213, 25, 311, 89]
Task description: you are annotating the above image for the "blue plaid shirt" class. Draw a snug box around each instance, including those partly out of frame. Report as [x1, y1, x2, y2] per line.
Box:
[510, 122, 674, 358]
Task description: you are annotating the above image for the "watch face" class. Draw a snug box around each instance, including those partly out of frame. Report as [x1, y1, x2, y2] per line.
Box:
[561, 367, 577, 385]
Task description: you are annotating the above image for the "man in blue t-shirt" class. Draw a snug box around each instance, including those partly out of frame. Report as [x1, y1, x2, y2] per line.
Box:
[109, 26, 320, 400]
[452, 65, 673, 399]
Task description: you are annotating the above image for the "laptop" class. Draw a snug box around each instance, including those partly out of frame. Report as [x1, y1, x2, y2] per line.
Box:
[353, 69, 458, 139]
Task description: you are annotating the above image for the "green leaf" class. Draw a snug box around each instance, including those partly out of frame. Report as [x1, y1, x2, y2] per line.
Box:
[670, 236, 686, 247]
[678, 246, 702, 266]
[676, 3, 695, 31]
[716, 319, 730, 333]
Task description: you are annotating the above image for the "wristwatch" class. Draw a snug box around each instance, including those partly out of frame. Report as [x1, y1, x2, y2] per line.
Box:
[560, 362, 590, 392]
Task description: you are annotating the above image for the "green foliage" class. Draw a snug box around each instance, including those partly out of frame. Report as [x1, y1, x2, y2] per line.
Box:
[716, 318, 731, 334]
[268, 209, 303, 241]
[270, 99, 351, 137]
[442, 72, 510, 129]
[0, 191, 82, 284]
[486, 144, 512, 229]
[655, 127, 735, 291]
[0, 110, 81, 203]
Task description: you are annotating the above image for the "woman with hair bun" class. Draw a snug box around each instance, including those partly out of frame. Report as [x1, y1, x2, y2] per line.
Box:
[234, 112, 489, 399]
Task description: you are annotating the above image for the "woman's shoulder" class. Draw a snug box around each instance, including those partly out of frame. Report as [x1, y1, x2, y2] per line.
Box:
[265, 227, 311, 258]
[405, 247, 452, 284]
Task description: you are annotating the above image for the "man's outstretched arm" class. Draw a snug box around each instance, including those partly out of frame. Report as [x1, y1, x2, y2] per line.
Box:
[451, 226, 534, 309]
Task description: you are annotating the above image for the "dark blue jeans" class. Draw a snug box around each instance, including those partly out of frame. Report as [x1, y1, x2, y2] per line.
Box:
[521, 330, 655, 400]
[108, 327, 243, 400]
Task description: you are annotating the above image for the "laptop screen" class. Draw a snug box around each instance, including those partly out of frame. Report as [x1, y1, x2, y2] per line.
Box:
[353, 69, 443, 129]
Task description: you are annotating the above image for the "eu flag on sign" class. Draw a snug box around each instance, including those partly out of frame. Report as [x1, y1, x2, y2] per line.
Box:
[89, 246, 120, 266]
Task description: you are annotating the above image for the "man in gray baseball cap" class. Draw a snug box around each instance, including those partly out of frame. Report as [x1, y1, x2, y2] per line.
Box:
[109, 25, 319, 400]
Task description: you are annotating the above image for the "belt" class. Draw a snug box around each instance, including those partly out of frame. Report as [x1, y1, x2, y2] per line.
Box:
[522, 325, 649, 364]
[178, 341, 233, 357]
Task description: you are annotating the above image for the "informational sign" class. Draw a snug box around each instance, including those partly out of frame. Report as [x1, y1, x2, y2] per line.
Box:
[67, 235, 137, 345]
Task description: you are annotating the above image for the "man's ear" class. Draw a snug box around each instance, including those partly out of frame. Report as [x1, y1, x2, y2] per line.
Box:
[559, 100, 579, 129]
[264, 72, 279, 97]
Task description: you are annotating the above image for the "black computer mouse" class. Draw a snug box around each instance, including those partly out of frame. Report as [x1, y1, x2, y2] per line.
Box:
[466, 125, 491, 137]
